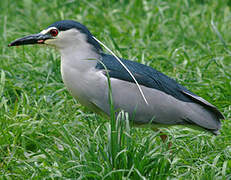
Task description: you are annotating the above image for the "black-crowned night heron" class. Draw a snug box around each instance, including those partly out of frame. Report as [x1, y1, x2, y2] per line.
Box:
[8, 20, 224, 138]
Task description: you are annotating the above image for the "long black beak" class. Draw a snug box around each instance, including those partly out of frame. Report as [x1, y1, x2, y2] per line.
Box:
[8, 33, 51, 47]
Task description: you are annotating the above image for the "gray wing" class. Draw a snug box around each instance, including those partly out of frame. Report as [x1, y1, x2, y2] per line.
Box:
[95, 53, 224, 134]
[97, 53, 195, 102]
[181, 90, 224, 119]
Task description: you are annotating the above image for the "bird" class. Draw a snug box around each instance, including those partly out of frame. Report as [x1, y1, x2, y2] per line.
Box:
[8, 20, 224, 138]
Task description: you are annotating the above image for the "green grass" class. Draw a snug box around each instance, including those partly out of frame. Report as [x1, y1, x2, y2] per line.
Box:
[1, 0, 231, 179]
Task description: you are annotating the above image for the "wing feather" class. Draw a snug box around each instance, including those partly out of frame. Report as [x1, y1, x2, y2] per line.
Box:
[96, 53, 224, 121]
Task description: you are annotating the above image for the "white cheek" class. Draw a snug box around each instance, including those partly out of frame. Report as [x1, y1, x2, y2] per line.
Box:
[59, 30, 79, 41]
[44, 38, 57, 45]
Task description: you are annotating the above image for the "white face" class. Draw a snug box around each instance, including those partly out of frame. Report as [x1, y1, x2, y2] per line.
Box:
[41, 27, 88, 49]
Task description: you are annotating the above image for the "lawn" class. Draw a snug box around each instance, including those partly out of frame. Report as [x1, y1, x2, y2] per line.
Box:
[0, 0, 231, 179]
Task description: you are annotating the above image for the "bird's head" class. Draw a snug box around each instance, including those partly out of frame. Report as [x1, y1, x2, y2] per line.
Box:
[8, 20, 102, 52]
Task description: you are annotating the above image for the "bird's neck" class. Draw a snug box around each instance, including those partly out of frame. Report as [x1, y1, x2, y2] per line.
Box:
[59, 43, 100, 71]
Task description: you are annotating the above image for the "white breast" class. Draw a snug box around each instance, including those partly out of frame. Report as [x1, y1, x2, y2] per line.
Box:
[61, 60, 106, 107]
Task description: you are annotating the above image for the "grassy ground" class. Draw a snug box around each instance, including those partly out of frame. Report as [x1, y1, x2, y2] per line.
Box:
[0, 0, 231, 179]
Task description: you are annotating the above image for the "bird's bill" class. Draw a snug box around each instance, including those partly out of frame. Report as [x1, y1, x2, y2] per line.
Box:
[8, 33, 51, 47]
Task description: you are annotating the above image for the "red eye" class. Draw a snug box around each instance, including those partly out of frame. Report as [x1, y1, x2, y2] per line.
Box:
[49, 29, 58, 37]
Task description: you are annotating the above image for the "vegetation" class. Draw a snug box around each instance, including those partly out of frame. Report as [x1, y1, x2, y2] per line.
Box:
[0, 0, 230, 179]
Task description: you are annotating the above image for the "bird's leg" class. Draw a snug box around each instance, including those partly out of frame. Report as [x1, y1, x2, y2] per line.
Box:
[151, 128, 172, 148]
[159, 133, 172, 149]
[159, 133, 168, 142]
